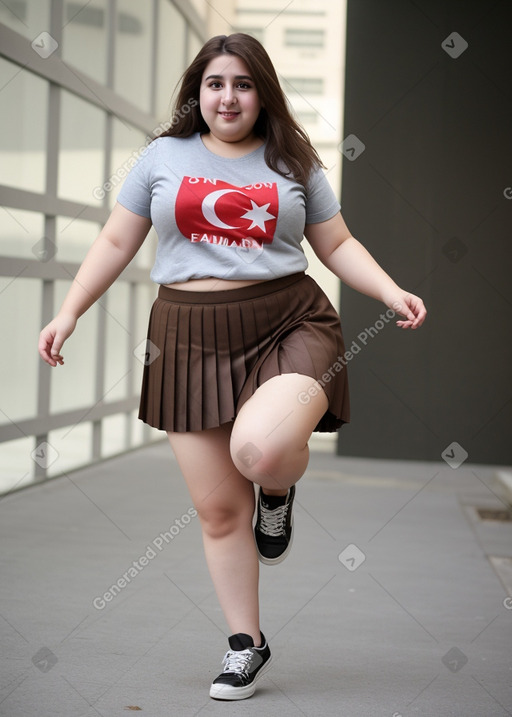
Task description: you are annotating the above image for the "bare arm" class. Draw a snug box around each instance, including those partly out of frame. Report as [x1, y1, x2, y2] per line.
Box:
[305, 213, 427, 328]
[38, 203, 152, 366]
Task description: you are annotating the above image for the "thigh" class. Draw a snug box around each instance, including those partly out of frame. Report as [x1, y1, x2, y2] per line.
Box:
[167, 425, 255, 516]
[231, 373, 328, 458]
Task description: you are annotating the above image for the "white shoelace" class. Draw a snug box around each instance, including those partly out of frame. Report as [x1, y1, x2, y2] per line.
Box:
[222, 648, 253, 675]
[259, 502, 289, 537]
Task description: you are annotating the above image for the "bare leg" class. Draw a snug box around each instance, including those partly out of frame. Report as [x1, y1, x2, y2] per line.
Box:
[167, 374, 327, 640]
[167, 425, 261, 645]
[230, 373, 329, 495]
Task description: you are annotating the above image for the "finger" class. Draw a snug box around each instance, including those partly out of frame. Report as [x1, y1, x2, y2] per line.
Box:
[40, 352, 57, 366]
[395, 310, 415, 325]
[41, 347, 62, 366]
[38, 336, 55, 366]
[397, 309, 426, 329]
[397, 315, 420, 329]
[409, 299, 427, 328]
[50, 334, 66, 362]
[403, 296, 426, 327]
[38, 332, 64, 366]
[393, 299, 415, 321]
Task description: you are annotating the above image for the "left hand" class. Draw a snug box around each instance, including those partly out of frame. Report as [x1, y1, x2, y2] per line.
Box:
[385, 290, 427, 329]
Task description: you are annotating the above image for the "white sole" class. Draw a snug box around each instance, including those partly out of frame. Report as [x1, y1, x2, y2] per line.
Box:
[209, 656, 273, 700]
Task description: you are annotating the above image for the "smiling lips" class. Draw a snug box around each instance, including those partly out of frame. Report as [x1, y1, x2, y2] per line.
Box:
[219, 111, 240, 119]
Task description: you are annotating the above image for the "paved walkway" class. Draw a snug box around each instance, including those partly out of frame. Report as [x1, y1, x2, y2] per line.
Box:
[1, 442, 511, 717]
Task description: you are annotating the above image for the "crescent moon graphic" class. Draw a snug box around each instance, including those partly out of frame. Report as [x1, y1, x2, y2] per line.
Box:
[202, 189, 245, 230]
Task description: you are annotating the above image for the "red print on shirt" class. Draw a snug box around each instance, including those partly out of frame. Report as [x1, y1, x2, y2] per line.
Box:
[175, 177, 278, 249]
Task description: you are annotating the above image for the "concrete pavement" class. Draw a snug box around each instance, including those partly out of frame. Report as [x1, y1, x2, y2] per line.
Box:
[0, 442, 511, 716]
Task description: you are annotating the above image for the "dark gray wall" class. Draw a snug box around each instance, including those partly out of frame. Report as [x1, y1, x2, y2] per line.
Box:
[337, 0, 512, 465]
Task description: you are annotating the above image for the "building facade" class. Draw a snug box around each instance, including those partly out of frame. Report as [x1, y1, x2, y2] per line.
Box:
[0, 0, 346, 493]
[0, 0, 234, 493]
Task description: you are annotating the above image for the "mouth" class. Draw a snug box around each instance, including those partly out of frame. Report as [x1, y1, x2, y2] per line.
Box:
[218, 111, 240, 119]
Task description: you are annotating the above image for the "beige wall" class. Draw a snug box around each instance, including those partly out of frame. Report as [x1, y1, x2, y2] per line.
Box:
[206, 0, 237, 35]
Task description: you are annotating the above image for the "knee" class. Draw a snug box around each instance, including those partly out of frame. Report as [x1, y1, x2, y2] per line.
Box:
[231, 435, 302, 484]
[195, 502, 252, 540]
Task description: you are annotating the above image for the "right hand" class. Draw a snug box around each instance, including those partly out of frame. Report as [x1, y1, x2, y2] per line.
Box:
[38, 313, 77, 367]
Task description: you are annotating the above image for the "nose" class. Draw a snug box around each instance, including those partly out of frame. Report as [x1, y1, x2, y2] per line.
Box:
[221, 86, 237, 105]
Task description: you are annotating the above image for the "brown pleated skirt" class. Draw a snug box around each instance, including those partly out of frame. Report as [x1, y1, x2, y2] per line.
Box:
[138, 272, 350, 433]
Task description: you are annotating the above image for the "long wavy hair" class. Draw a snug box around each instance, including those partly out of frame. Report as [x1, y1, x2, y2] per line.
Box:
[157, 33, 324, 187]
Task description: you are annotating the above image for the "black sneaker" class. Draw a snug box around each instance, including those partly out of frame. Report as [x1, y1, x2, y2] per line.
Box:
[255, 485, 295, 565]
[209, 632, 272, 700]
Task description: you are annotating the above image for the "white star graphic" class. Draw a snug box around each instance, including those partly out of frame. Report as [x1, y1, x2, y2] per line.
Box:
[241, 201, 276, 232]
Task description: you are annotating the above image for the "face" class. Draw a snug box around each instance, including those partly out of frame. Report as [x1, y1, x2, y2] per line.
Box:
[199, 54, 262, 145]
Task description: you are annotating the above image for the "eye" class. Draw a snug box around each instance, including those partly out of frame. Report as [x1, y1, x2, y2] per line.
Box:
[208, 81, 222, 89]
[237, 82, 252, 90]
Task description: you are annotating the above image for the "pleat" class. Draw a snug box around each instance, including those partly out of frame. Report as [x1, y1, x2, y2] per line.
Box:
[139, 298, 167, 428]
[214, 303, 236, 426]
[236, 277, 350, 432]
[199, 303, 219, 429]
[174, 305, 191, 431]
[227, 300, 246, 400]
[137, 273, 350, 433]
[163, 303, 180, 429]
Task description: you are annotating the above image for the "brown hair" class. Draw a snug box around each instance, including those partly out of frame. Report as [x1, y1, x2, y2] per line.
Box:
[156, 33, 324, 187]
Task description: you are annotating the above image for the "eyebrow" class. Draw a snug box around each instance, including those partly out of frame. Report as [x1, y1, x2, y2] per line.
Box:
[204, 74, 253, 81]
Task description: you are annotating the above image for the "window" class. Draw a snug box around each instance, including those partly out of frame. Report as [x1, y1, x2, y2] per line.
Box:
[0, 0, 205, 491]
[0, 59, 48, 193]
[62, 0, 109, 84]
[285, 28, 325, 48]
[50, 280, 99, 413]
[0, 209, 45, 260]
[187, 29, 202, 63]
[58, 90, 106, 207]
[282, 77, 324, 95]
[235, 27, 264, 43]
[114, 0, 153, 112]
[156, 0, 187, 121]
[237, 7, 325, 16]
[0, 0, 50, 39]
[297, 111, 319, 125]
[0, 277, 40, 423]
[56, 217, 101, 263]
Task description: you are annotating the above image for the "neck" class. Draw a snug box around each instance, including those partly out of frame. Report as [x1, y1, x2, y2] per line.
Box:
[201, 132, 263, 158]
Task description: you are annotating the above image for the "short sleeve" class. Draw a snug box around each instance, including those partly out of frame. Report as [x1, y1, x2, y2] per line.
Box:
[305, 166, 341, 224]
[116, 142, 156, 218]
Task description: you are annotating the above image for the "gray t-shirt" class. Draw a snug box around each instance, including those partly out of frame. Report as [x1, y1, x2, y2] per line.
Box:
[116, 133, 340, 284]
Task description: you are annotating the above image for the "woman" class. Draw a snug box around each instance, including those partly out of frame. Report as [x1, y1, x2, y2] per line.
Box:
[39, 33, 426, 701]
